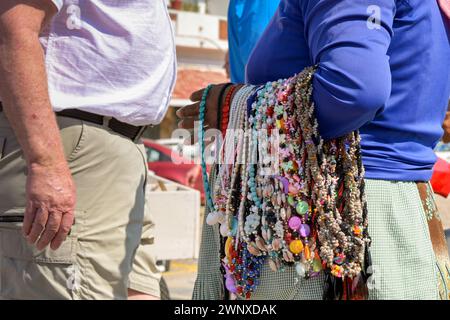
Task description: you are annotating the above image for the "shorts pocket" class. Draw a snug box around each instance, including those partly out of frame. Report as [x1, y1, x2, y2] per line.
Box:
[57, 117, 87, 163]
[0, 226, 78, 300]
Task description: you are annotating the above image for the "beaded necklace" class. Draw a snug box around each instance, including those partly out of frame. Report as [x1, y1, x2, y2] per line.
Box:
[204, 67, 371, 300]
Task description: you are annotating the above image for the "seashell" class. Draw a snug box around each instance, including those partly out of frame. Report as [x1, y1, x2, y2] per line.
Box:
[280, 208, 287, 220]
[247, 243, 262, 256]
[206, 212, 219, 226]
[262, 228, 269, 241]
[275, 221, 284, 237]
[217, 212, 226, 224]
[271, 194, 277, 205]
[256, 188, 262, 198]
[255, 237, 267, 252]
[266, 228, 272, 241]
[220, 223, 229, 237]
[269, 259, 279, 272]
[283, 250, 295, 262]
[277, 194, 282, 206]
[286, 206, 292, 219]
[272, 238, 282, 251]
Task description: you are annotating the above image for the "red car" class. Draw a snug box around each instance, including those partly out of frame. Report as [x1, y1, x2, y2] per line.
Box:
[143, 139, 205, 201]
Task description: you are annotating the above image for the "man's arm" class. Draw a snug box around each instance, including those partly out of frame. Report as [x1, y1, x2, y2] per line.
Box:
[0, 0, 75, 251]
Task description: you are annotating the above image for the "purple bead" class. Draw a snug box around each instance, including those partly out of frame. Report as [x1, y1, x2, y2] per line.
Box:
[225, 276, 237, 293]
[288, 216, 302, 231]
[278, 176, 290, 194]
[299, 224, 311, 238]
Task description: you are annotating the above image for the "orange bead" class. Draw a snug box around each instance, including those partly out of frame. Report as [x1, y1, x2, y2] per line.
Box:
[304, 245, 311, 260]
[289, 240, 304, 255]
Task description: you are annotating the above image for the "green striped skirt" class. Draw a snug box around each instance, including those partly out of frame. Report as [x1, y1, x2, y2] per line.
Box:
[193, 179, 448, 300]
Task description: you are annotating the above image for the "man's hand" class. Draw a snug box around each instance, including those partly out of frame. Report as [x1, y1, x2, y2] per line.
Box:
[127, 289, 159, 300]
[0, 1, 75, 251]
[24, 162, 76, 251]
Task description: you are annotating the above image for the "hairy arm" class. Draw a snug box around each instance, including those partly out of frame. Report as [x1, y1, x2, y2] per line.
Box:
[0, 0, 75, 251]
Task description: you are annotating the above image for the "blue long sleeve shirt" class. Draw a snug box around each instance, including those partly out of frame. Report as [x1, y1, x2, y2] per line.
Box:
[246, 0, 450, 181]
[228, 0, 280, 83]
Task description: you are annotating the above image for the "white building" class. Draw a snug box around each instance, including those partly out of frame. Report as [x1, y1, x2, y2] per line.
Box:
[149, 0, 230, 139]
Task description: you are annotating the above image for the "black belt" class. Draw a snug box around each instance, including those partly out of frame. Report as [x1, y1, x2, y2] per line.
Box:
[0, 103, 147, 142]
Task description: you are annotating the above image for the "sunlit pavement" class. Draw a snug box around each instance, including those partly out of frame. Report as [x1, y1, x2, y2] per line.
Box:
[163, 259, 198, 300]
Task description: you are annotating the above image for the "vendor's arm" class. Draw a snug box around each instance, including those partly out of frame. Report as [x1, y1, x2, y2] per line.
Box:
[443, 100, 450, 143]
[301, 0, 395, 139]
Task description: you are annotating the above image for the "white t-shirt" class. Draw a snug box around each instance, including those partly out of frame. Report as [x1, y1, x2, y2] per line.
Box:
[41, 0, 177, 126]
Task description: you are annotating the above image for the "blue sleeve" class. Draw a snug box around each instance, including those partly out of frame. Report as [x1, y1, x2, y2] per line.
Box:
[300, 0, 395, 139]
[229, 0, 281, 83]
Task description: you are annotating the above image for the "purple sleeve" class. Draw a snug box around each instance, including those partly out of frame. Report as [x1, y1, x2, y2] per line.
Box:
[300, 0, 396, 139]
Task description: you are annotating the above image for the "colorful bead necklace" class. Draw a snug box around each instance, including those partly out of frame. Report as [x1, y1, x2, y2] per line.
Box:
[201, 67, 371, 300]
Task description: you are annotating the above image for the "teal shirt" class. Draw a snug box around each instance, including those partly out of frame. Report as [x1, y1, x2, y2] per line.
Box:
[228, 0, 280, 83]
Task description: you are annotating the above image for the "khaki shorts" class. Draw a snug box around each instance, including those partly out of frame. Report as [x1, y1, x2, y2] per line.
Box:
[0, 113, 161, 299]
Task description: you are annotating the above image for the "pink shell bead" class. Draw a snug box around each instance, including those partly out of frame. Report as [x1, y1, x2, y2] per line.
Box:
[288, 216, 302, 230]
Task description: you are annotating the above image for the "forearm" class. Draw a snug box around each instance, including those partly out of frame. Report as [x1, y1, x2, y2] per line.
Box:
[0, 22, 65, 167]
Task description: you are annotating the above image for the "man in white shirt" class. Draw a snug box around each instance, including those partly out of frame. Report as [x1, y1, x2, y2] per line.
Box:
[0, 0, 176, 299]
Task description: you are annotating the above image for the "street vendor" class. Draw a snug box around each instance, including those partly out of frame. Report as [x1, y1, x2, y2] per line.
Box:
[178, 0, 450, 300]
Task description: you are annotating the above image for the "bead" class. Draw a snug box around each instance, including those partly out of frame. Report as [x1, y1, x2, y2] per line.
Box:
[295, 263, 306, 277]
[255, 237, 267, 252]
[225, 237, 233, 259]
[304, 245, 311, 260]
[230, 218, 238, 237]
[353, 225, 363, 236]
[312, 257, 323, 272]
[299, 224, 311, 238]
[289, 240, 304, 254]
[283, 250, 295, 262]
[288, 216, 302, 231]
[225, 275, 237, 293]
[296, 201, 309, 215]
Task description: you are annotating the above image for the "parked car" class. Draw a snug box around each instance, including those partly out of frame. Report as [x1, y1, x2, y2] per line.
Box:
[143, 139, 205, 201]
